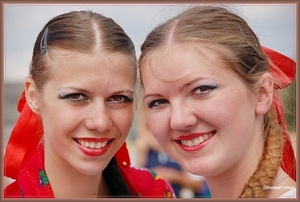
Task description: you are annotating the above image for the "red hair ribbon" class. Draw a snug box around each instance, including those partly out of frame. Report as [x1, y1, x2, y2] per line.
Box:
[4, 92, 42, 180]
[4, 92, 130, 180]
[262, 46, 296, 181]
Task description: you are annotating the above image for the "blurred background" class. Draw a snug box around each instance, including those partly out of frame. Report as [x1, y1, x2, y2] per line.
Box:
[3, 4, 296, 197]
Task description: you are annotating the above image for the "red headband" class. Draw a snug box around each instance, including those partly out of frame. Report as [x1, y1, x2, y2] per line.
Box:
[4, 47, 296, 181]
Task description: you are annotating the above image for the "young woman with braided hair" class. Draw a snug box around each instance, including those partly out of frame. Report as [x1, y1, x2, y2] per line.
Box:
[4, 10, 175, 198]
[138, 5, 296, 198]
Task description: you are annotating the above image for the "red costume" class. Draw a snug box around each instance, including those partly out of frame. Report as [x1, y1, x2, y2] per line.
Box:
[5, 142, 174, 198]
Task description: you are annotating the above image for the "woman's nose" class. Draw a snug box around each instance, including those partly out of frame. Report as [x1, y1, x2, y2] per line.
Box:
[170, 101, 197, 130]
[84, 102, 112, 132]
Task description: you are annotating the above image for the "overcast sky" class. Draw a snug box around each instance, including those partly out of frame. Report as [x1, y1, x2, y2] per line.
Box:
[4, 4, 296, 83]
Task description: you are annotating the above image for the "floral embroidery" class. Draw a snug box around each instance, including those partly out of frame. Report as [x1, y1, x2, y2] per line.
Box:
[148, 169, 163, 180]
[38, 168, 49, 187]
[164, 184, 175, 198]
[147, 169, 174, 198]
[165, 190, 174, 198]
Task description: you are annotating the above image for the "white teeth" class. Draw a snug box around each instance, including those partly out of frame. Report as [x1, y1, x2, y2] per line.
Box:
[96, 142, 101, 149]
[84, 141, 89, 147]
[101, 142, 108, 148]
[180, 133, 213, 147]
[193, 138, 200, 145]
[199, 136, 204, 143]
[77, 139, 109, 149]
[89, 142, 95, 148]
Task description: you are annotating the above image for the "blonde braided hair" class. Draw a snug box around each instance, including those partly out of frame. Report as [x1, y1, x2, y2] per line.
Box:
[239, 107, 284, 198]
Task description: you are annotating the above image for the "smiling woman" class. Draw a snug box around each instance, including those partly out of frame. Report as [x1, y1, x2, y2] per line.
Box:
[138, 5, 296, 198]
[3, 10, 175, 198]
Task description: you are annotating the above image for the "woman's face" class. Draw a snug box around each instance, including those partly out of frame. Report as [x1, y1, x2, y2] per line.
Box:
[35, 50, 135, 175]
[140, 43, 265, 177]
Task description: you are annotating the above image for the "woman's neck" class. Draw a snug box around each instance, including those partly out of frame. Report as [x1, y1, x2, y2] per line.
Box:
[205, 167, 249, 198]
[47, 169, 108, 198]
[44, 145, 109, 198]
[206, 140, 264, 198]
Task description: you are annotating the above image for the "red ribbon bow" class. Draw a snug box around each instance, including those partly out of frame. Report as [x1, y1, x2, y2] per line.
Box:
[262, 46, 296, 180]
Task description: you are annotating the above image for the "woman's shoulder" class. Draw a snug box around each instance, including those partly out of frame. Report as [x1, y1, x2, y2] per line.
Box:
[119, 165, 175, 198]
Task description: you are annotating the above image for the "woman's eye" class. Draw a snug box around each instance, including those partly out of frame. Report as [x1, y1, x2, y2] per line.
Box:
[192, 85, 219, 95]
[107, 95, 133, 103]
[147, 99, 169, 108]
[58, 93, 88, 102]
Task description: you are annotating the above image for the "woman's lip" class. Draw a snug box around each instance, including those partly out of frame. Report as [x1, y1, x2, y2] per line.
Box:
[175, 131, 215, 140]
[175, 131, 215, 152]
[74, 137, 114, 157]
[75, 138, 113, 157]
[74, 137, 112, 142]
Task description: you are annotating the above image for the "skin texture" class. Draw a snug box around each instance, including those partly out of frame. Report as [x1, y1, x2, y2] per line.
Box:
[141, 43, 274, 197]
[25, 49, 135, 197]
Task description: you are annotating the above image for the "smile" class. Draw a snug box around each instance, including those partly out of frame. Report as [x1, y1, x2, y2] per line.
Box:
[74, 138, 110, 149]
[179, 132, 215, 147]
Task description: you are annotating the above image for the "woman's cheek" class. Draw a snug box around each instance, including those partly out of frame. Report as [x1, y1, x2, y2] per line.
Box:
[113, 107, 134, 133]
[147, 112, 166, 139]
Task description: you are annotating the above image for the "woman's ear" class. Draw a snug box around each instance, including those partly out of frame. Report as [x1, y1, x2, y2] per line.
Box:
[255, 73, 274, 115]
[25, 77, 40, 114]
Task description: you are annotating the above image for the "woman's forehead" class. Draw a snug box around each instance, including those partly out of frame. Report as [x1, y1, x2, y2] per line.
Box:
[45, 49, 136, 82]
[140, 43, 228, 79]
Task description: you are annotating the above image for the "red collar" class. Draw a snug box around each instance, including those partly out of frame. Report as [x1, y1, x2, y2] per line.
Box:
[17, 143, 54, 198]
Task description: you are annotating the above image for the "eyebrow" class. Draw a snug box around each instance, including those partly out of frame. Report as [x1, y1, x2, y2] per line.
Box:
[111, 89, 134, 95]
[57, 87, 134, 95]
[181, 77, 208, 90]
[57, 86, 90, 94]
[143, 93, 163, 101]
[143, 77, 209, 100]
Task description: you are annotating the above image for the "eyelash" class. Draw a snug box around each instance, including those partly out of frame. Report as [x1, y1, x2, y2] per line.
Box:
[147, 85, 219, 109]
[107, 95, 133, 103]
[57, 93, 88, 102]
[147, 99, 168, 108]
[192, 84, 219, 96]
[57, 93, 133, 104]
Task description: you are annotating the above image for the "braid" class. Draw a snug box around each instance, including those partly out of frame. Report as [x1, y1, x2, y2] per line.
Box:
[103, 156, 132, 197]
[239, 107, 284, 198]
